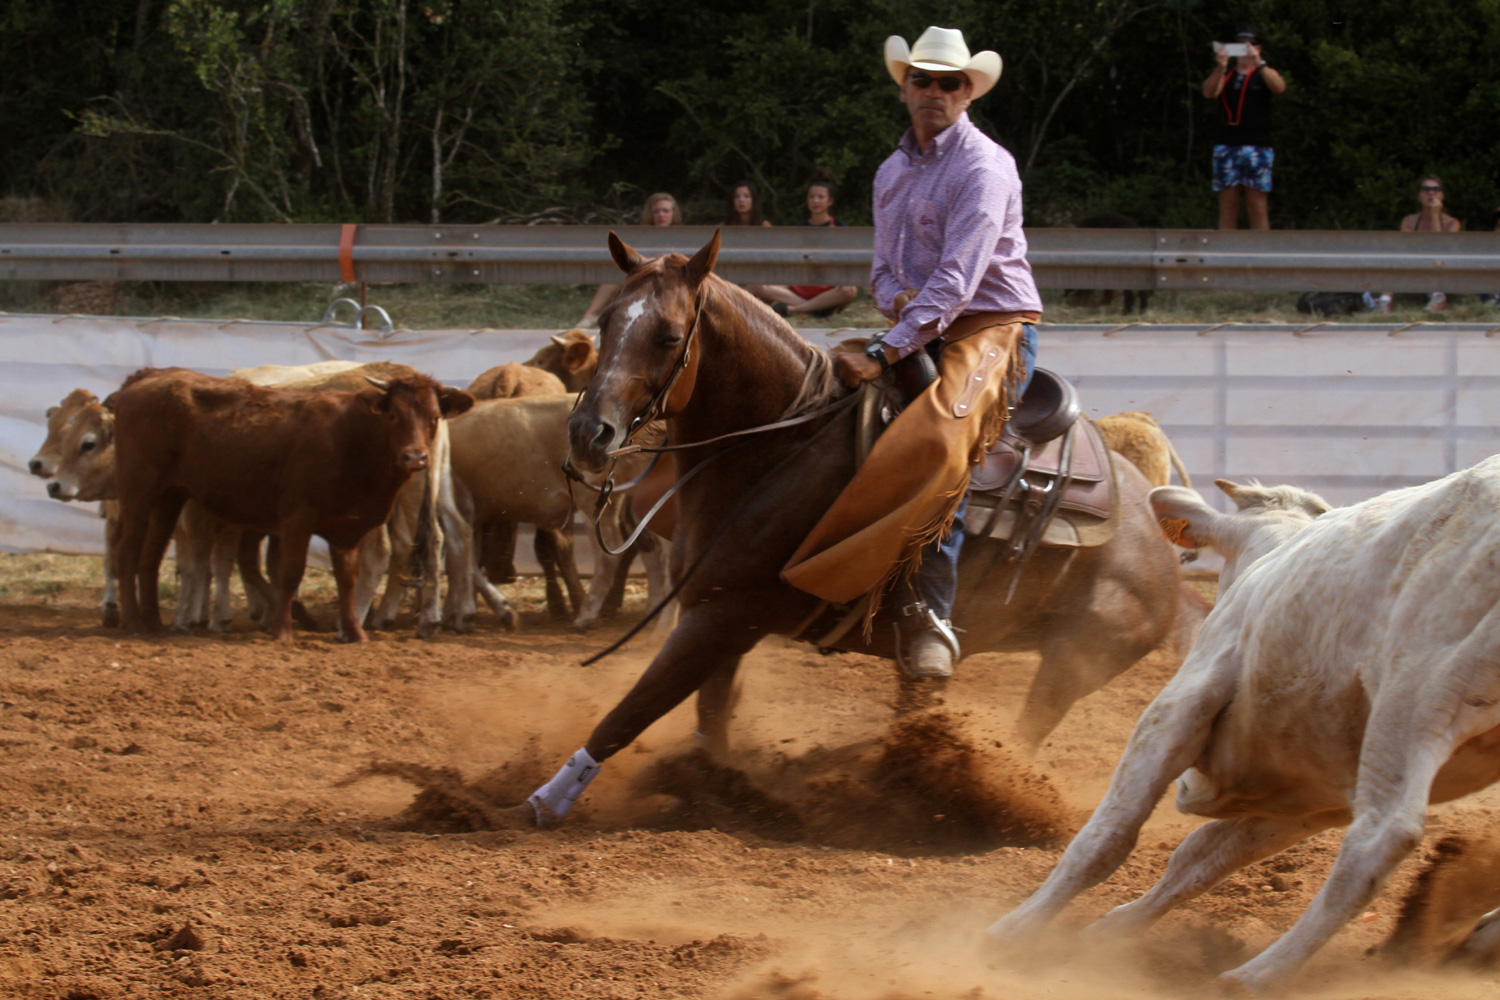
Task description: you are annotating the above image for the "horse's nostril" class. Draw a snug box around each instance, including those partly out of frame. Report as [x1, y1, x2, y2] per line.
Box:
[592, 422, 616, 450]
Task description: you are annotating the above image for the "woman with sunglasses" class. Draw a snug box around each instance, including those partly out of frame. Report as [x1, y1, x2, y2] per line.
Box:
[1368, 176, 1462, 312]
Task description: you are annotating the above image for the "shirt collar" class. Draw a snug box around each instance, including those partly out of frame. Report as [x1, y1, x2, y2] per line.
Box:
[898, 112, 972, 162]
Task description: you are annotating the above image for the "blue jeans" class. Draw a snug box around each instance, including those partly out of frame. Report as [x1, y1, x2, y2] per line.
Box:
[915, 323, 1037, 620]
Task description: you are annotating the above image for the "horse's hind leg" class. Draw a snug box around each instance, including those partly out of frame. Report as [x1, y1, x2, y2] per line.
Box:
[694, 660, 744, 760]
[1018, 614, 1161, 750]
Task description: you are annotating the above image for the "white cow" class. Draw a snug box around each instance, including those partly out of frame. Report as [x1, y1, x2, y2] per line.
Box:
[990, 463, 1500, 992]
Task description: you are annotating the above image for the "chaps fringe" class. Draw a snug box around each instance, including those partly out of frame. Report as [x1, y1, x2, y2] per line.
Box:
[860, 344, 1028, 637]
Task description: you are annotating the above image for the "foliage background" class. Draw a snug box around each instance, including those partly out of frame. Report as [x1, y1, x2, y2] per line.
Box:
[2, 0, 1496, 230]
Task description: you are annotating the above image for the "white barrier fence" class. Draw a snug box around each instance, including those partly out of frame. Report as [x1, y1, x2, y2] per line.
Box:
[4, 313, 1499, 558]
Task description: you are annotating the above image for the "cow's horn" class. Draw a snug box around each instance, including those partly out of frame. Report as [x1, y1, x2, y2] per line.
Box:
[365, 376, 389, 389]
[551, 334, 569, 347]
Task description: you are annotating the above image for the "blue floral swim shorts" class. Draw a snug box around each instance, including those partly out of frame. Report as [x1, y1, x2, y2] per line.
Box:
[1212, 144, 1274, 192]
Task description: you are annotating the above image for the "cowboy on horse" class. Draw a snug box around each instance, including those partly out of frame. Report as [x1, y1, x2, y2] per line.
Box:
[781, 25, 1043, 679]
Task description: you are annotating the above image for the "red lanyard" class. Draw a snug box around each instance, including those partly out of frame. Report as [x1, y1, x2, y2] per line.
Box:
[1221, 67, 1260, 126]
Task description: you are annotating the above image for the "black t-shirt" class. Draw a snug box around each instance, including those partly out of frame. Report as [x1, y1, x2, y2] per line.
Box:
[797, 217, 847, 226]
[1217, 67, 1274, 147]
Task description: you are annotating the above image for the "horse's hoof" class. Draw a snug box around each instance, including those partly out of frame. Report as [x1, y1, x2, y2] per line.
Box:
[335, 629, 367, 645]
[495, 802, 542, 829]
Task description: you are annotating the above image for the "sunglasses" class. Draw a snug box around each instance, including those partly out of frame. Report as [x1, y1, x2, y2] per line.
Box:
[1419, 186, 1444, 193]
[909, 72, 965, 93]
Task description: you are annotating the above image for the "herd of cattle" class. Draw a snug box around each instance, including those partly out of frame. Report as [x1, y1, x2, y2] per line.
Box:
[26, 328, 670, 642]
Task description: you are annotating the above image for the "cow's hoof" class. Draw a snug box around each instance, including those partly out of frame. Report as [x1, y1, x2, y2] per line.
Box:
[415, 619, 440, 640]
[570, 617, 597, 634]
[101, 605, 120, 628]
[335, 629, 367, 644]
[500, 608, 518, 633]
[209, 618, 232, 633]
[170, 623, 191, 635]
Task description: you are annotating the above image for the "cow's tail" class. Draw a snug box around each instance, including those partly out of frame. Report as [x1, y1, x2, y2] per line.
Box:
[1167, 435, 1192, 488]
[408, 465, 437, 590]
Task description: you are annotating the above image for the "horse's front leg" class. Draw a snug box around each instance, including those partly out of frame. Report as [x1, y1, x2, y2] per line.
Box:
[525, 606, 761, 827]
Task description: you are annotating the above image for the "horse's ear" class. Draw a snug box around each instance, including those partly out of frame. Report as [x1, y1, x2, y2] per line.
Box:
[608, 231, 646, 275]
[683, 230, 721, 289]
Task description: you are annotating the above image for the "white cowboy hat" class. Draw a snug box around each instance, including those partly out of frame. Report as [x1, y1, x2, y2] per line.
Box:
[885, 26, 1002, 100]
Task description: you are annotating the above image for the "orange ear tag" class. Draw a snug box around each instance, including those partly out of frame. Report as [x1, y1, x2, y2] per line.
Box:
[1159, 516, 1191, 547]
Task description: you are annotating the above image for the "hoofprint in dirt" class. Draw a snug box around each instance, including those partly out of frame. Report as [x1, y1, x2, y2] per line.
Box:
[2, 581, 1499, 997]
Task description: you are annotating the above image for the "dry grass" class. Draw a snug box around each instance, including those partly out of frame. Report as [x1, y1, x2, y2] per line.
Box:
[3, 280, 1493, 330]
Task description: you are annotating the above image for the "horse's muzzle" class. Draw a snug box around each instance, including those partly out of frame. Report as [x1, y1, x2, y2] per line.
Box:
[568, 411, 618, 474]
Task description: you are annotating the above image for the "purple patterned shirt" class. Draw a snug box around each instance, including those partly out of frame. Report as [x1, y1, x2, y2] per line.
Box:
[872, 113, 1042, 357]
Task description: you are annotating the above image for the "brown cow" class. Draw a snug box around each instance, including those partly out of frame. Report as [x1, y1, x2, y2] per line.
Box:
[110, 367, 472, 640]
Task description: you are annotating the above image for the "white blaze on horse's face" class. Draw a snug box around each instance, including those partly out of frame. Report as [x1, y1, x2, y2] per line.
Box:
[621, 297, 647, 337]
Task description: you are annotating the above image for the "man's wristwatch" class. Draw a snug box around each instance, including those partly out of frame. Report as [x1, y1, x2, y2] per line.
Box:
[865, 338, 892, 374]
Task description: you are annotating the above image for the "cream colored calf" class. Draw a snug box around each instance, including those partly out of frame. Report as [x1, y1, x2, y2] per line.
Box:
[991, 462, 1500, 992]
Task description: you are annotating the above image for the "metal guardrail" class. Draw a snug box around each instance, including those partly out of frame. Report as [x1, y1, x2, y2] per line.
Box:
[2, 223, 1497, 293]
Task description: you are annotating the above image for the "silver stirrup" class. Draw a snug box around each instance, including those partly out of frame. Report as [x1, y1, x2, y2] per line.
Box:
[893, 602, 961, 675]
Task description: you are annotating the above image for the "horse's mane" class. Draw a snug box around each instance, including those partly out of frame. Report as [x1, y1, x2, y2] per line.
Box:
[702, 273, 843, 419]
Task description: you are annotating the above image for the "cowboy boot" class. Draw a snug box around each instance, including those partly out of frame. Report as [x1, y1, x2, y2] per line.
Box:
[896, 601, 961, 679]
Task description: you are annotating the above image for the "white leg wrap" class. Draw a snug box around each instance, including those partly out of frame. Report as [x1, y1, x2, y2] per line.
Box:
[527, 748, 601, 827]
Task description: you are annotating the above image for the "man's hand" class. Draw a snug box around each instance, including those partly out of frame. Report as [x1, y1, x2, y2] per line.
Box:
[1213, 44, 1229, 70]
[834, 352, 884, 389]
[894, 288, 919, 316]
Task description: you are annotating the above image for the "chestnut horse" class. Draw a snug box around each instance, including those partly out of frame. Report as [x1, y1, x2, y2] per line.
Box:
[519, 231, 1195, 826]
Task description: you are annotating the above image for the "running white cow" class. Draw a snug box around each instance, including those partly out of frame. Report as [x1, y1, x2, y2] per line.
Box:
[990, 462, 1500, 993]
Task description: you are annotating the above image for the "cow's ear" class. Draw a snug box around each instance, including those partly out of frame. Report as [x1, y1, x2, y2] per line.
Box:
[357, 387, 389, 414]
[683, 229, 721, 288]
[562, 339, 593, 372]
[438, 387, 474, 417]
[45, 406, 56, 418]
[1149, 485, 1219, 550]
[608, 231, 646, 275]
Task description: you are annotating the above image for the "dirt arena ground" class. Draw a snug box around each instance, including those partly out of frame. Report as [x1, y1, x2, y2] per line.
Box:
[2, 559, 1498, 999]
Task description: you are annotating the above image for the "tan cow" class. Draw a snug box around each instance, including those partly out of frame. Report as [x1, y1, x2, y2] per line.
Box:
[523, 329, 598, 392]
[445, 394, 668, 632]
[992, 464, 1500, 991]
[466, 362, 566, 400]
[1093, 410, 1191, 488]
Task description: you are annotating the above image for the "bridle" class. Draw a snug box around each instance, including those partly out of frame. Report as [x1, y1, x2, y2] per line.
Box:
[563, 279, 858, 558]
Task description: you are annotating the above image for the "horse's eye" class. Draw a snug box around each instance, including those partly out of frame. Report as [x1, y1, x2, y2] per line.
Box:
[657, 329, 685, 348]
